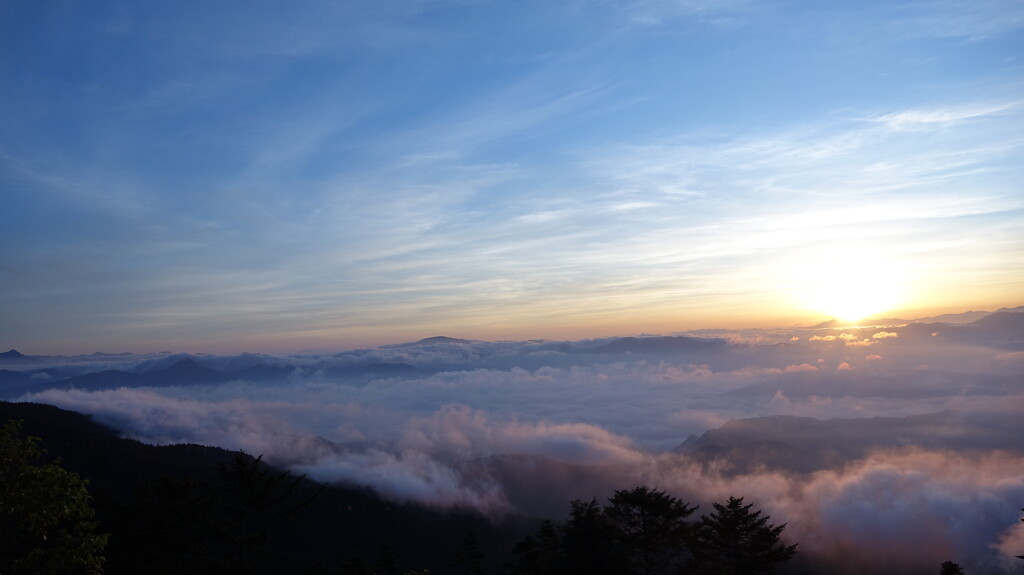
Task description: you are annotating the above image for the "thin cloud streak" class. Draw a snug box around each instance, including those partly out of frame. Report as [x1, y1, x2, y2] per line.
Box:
[4, 0, 1024, 351]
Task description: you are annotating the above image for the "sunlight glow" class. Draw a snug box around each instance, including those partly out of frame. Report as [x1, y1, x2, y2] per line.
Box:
[795, 251, 908, 323]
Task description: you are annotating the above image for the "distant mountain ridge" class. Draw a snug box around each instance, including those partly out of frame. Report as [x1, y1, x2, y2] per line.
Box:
[0, 355, 435, 399]
[416, 336, 474, 345]
[674, 410, 1024, 475]
[806, 305, 1024, 328]
[915, 305, 1024, 324]
[970, 309, 1024, 332]
[576, 335, 727, 354]
[0, 349, 26, 360]
[3, 306, 1021, 399]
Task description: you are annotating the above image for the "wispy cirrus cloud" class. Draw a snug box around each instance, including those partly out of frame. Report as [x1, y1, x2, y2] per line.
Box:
[4, 0, 1023, 353]
[895, 0, 1024, 40]
[868, 101, 1022, 130]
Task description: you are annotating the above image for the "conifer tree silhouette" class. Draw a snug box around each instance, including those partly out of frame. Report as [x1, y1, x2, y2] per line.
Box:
[603, 486, 696, 575]
[689, 496, 797, 575]
[454, 529, 486, 575]
[939, 560, 964, 575]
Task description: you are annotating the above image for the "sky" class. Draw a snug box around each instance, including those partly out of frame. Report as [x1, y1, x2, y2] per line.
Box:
[2, 0, 1024, 354]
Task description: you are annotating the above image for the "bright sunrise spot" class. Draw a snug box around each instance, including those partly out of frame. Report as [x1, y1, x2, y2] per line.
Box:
[798, 252, 909, 323]
[2, 2, 1023, 574]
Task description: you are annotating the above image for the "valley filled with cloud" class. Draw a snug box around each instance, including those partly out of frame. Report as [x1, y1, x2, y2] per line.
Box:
[4, 310, 1023, 573]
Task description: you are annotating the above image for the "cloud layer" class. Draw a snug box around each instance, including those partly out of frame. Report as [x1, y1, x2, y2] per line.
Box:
[8, 313, 1024, 572]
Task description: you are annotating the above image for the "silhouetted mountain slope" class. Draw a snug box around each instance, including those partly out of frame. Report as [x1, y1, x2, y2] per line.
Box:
[0, 349, 26, 360]
[0, 357, 437, 399]
[577, 336, 727, 355]
[0, 401, 532, 574]
[971, 310, 1024, 332]
[322, 362, 434, 383]
[0, 401, 235, 493]
[0, 369, 31, 385]
[913, 310, 991, 324]
[0, 370, 48, 399]
[803, 306, 1024, 328]
[674, 411, 1024, 475]
[228, 363, 294, 381]
[52, 358, 225, 391]
[416, 336, 474, 345]
[807, 319, 844, 328]
[897, 312, 1024, 349]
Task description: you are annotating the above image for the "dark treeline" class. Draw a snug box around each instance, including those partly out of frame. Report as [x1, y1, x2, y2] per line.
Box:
[0, 401, 991, 574]
[0, 402, 519, 574]
[508, 486, 796, 575]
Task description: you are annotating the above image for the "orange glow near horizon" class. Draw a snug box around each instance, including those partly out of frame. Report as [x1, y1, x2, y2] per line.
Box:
[790, 250, 910, 324]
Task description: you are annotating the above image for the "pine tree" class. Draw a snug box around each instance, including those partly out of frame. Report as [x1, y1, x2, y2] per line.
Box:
[562, 498, 628, 575]
[377, 542, 400, 575]
[603, 486, 697, 575]
[939, 560, 964, 575]
[212, 453, 322, 573]
[508, 520, 564, 574]
[454, 529, 486, 575]
[689, 496, 797, 575]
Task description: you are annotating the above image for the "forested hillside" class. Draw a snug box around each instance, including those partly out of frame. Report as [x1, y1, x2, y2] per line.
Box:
[0, 401, 527, 574]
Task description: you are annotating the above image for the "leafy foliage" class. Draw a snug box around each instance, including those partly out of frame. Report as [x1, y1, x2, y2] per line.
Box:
[0, 419, 108, 575]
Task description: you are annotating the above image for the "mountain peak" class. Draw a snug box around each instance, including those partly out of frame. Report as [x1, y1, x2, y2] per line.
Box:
[808, 319, 842, 328]
[0, 349, 26, 360]
[415, 336, 472, 345]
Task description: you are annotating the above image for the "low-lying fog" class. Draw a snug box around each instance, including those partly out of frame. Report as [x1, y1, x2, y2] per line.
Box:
[4, 312, 1023, 573]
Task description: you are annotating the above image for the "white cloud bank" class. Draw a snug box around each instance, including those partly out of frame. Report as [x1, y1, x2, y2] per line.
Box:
[12, 315, 1024, 573]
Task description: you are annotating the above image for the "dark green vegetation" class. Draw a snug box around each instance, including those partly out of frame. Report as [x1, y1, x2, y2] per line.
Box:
[0, 420, 107, 574]
[0, 401, 799, 574]
[10, 400, 990, 575]
[0, 400, 807, 575]
[509, 487, 795, 575]
[0, 401, 522, 574]
[939, 561, 964, 575]
[689, 497, 798, 575]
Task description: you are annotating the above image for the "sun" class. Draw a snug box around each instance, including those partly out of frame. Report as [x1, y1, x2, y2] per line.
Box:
[806, 279, 895, 323]
[794, 250, 907, 324]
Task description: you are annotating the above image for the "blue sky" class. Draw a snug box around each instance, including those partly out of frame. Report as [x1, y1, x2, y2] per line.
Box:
[2, 0, 1023, 353]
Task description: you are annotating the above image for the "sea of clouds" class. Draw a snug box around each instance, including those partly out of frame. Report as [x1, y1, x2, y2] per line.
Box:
[7, 315, 1024, 573]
